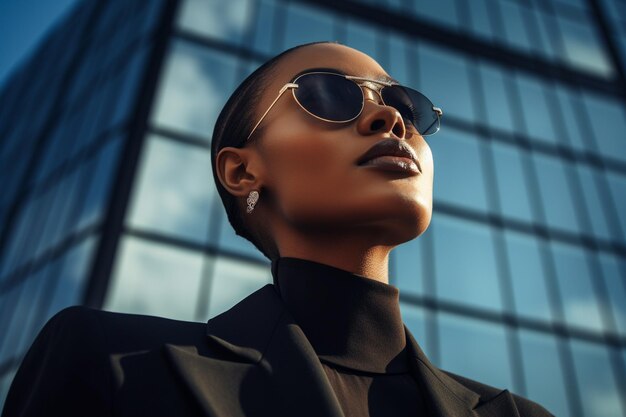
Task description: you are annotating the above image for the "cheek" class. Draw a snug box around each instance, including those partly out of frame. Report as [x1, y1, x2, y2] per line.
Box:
[261, 133, 354, 219]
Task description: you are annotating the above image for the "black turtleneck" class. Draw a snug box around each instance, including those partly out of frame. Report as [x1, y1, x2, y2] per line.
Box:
[273, 257, 427, 417]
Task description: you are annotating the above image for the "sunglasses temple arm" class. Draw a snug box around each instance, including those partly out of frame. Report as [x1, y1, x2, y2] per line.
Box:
[247, 83, 298, 141]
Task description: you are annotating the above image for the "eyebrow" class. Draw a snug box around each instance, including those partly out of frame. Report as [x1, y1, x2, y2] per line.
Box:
[290, 67, 400, 84]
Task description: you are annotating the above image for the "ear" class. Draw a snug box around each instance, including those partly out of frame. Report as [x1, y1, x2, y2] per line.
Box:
[216, 147, 262, 197]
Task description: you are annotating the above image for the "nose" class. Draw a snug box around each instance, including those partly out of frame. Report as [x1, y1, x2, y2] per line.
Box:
[356, 94, 407, 139]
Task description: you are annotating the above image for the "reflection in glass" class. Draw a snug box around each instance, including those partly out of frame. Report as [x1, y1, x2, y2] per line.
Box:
[515, 74, 559, 145]
[46, 236, 98, 318]
[518, 329, 569, 417]
[504, 230, 553, 321]
[394, 235, 426, 296]
[438, 312, 514, 390]
[217, 209, 268, 262]
[152, 41, 239, 139]
[499, 1, 533, 53]
[105, 236, 204, 321]
[533, 153, 582, 234]
[466, 0, 495, 41]
[109, 46, 151, 129]
[598, 253, 626, 335]
[252, 0, 277, 55]
[557, 15, 614, 77]
[606, 172, 626, 237]
[345, 19, 379, 63]
[177, 0, 253, 46]
[551, 241, 605, 331]
[490, 142, 535, 223]
[581, 92, 626, 163]
[206, 256, 270, 319]
[411, 0, 459, 30]
[577, 165, 615, 241]
[128, 135, 215, 244]
[76, 136, 123, 232]
[430, 128, 489, 212]
[431, 215, 502, 311]
[282, 3, 334, 51]
[571, 340, 623, 417]
[418, 44, 474, 122]
[554, 86, 593, 153]
[479, 63, 515, 132]
[0, 279, 30, 364]
[399, 303, 428, 356]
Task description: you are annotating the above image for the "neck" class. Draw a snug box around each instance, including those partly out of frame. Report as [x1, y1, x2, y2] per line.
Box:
[275, 227, 393, 284]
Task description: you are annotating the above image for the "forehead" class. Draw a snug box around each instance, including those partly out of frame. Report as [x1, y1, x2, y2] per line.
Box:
[276, 43, 387, 81]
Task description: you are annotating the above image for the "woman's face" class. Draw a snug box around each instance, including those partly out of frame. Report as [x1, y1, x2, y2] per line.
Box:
[250, 43, 434, 244]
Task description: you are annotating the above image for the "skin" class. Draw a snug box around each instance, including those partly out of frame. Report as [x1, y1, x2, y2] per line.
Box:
[216, 43, 434, 284]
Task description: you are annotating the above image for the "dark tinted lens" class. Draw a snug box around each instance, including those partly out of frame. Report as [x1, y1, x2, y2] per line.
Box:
[381, 86, 440, 136]
[293, 73, 363, 122]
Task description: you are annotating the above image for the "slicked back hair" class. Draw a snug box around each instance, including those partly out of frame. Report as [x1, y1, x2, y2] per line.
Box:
[210, 41, 337, 259]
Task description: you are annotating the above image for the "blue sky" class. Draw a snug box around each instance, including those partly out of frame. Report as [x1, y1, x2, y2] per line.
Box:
[0, 0, 80, 90]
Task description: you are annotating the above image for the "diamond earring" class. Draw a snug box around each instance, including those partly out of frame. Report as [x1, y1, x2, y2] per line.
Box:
[246, 190, 259, 214]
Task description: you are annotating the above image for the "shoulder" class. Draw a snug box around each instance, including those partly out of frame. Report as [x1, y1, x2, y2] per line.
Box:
[46, 305, 208, 351]
[443, 371, 555, 417]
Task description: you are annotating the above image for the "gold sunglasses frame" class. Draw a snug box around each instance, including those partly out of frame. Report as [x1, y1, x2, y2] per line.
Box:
[246, 71, 443, 141]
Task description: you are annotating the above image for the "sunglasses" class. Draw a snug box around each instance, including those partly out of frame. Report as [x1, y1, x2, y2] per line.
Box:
[247, 71, 443, 141]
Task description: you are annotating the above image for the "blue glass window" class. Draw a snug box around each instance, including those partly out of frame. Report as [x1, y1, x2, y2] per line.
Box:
[438, 312, 515, 390]
[556, 15, 614, 77]
[581, 92, 626, 164]
[387, 33, 410, 86]
[217, 210, 268, 262]
[282, 3, 334, 50]
[104, 236, 205, 321]
[533, 153, 582, 234]
[33, 173, 81, 259]
[430, 128, 490, 212]
[518, 330, 570, 417]
[554, 85, 594, 153]
[479, 63, 515, 132]
[490, 141, 535, 223]
[177, 0, 254, 46]
[410, 0, 460, 30]
[466, 0, 495, 41]
[499, 1, 533, 53]
[127, 135, 216, 244]
[399, 303, 428, 356]
[605, 172, 626, 238]
[152, 41, 239, 140]
[109, 46, 151, 129]
[504, 230, 553, 321]
[515, 73, 559, 145]
[252, 0, 278, 55]
[577, 165, 615, 241]
[206, 256, 270, 319]
[394, 235, 427, 296]
[76, 136, 123, 232]
[45, 237, 97, 318]
[598, 253, 626, 336]
[431, 215, 502, 311]
[418, 44, 474, 122]
[551, 241, 605, 332]
[570, 340, 624, 417]
[345, 19, 380, 64]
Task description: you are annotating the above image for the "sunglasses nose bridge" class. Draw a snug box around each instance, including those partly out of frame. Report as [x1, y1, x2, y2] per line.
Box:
[358, 83, 385, 106]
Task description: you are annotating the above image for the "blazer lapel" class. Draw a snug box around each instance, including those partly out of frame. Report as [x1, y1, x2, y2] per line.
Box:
[165, 284, 343, 417]
[404, 326, 521, 417]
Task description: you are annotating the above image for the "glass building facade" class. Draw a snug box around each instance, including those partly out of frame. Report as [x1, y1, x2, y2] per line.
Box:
[1, 0, 625, 415]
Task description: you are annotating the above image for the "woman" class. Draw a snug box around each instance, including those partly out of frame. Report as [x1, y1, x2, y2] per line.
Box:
[2, 41, 553, 417]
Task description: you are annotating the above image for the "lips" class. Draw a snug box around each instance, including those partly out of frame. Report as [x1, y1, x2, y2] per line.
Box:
[356, 139, 421, 174]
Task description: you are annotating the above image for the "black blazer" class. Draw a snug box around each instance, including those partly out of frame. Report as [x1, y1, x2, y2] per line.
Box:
[2, 284, 553, 417]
